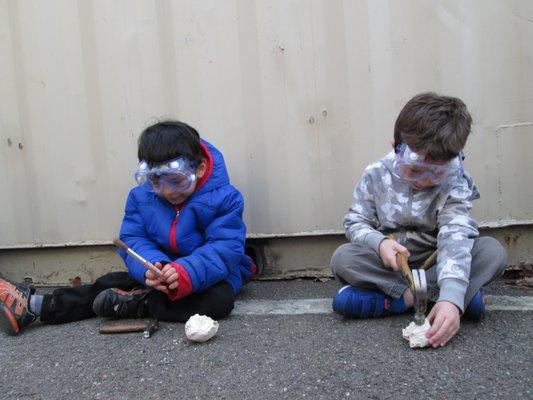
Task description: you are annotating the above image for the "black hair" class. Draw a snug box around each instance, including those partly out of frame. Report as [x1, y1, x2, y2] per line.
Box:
[137, 120, 202, 165]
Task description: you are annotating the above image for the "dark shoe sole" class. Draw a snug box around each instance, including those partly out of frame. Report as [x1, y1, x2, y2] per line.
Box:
[0, 304, 20, 335]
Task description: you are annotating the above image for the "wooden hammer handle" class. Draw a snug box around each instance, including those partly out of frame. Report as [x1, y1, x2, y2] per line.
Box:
[396, 252, 415, 291]
[113, 237, 130, 252]
[112, 238, 164, 278]
[387, 234, 415, 291]
[420, 250, 437, 270]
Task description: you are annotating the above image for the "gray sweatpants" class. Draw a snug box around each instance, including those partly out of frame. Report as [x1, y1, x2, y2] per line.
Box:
[330, 236, 507, 308]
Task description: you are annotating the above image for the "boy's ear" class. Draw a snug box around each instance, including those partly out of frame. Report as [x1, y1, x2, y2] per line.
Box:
[195, 158, 207, 178]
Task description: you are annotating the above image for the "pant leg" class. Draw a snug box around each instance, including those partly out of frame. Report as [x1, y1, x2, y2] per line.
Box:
[332, 237, 507, 307]
[465, 236, 507, 305]
[422, 236, 508, 306]
[330, 242, 408, 299]
[145, 281, 234, 322]
[40, 272, 138, 324]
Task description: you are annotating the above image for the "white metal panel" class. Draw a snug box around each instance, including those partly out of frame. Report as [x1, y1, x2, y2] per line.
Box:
[0, 0, 532, 247]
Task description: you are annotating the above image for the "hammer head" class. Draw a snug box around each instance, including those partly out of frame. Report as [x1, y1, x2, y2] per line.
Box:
[412, 269, 427, 325]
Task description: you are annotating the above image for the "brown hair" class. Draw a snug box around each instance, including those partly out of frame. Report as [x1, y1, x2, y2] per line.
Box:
[393, 92, 472, 161]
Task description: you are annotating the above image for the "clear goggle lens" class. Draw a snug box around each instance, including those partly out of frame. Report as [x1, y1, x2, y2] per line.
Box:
[134, 157, 197, 194]
[394, 144, 463, 185]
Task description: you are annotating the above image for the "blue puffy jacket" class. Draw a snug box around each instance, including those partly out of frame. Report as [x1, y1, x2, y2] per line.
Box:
[118, 140, 256, 300]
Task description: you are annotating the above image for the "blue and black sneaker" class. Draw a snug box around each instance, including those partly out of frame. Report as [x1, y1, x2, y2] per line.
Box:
[332, 285, 407, 318]
[463, 289, 486, 321]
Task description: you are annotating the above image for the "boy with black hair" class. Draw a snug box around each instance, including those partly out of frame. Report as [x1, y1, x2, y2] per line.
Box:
[330, 93, 507, 348]
[0, 120, 256, 335]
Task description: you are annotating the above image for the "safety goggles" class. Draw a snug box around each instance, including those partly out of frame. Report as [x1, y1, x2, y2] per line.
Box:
[134, 157, 198, 194]
[394, 143, 464, 185]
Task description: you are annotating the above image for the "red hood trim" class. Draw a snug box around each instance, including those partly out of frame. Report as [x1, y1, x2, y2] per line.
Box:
[195, 142, 214, 192]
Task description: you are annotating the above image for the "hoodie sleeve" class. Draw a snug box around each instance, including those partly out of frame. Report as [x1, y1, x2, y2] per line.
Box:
[118, 191, 171, 285]
[167, 190, 246, 300]
[435, 180, 479, 312]
[343, 169, 388, 254]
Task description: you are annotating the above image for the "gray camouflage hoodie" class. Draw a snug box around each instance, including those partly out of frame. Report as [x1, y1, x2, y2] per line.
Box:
[343, 150, 480, 311]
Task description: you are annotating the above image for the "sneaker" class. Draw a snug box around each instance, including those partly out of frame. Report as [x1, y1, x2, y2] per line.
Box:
[93, 288, 150, 319]
[463, 289, 485, 321]
[0, 278, 37, 335]
[332, 285, 407, 318]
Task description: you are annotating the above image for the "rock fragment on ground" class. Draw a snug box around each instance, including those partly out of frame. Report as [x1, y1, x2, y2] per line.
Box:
[185, 314, 219, 342]
[402, 318, 431, 348]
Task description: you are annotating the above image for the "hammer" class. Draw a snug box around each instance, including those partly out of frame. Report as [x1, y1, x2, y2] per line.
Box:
[396, 253, 427, 325]
[112, 238, 164, 278]
[388, 234, 430, 325]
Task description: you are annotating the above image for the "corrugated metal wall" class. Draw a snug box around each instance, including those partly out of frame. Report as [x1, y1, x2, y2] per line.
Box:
[1, 0, 532, 248]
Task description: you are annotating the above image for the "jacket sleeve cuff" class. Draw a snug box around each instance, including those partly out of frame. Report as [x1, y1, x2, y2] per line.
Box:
[365, 232, 388, 254]
[437, 278, 468, 312]
[167, 262, 193, 301]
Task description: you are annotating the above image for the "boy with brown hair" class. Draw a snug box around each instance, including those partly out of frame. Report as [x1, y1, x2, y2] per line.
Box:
[331, 93, 507, 347]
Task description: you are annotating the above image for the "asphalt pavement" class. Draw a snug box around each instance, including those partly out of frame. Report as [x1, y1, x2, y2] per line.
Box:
[0, 279, 531, 400]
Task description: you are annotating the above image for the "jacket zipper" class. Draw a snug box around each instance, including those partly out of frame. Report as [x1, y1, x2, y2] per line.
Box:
[169, 205, 184, 254]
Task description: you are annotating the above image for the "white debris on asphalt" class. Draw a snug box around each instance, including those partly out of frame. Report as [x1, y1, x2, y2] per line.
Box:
[185, 314, 219, 342]
[402, 319, 431, 348]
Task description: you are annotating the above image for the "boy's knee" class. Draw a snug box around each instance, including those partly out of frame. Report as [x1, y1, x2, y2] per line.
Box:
[331, 242, 374, 275]
[331, 244, 352, 274]
[477, 236, 508, 275]
[211, 297, 234, 319]
[94, 272, 134, 290]
[207, 283, 235, 319]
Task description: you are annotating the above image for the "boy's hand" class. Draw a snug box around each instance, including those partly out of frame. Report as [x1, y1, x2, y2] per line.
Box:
[378, 239, 410, 271]
[161, 263, 180, 290]
[145, 262, 169, 294]
[426, 301, 460, 347]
